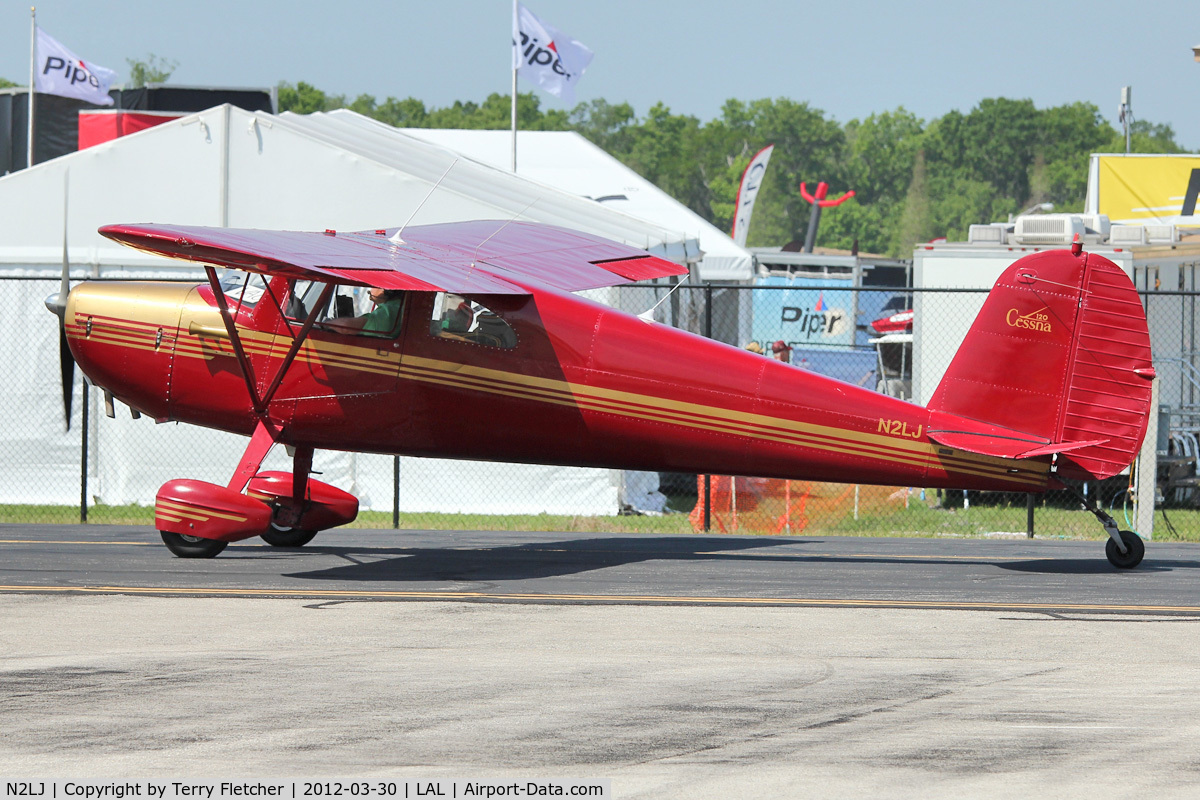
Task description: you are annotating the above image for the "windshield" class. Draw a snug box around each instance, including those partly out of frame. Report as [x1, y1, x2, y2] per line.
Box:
[217, 270, 266, 307]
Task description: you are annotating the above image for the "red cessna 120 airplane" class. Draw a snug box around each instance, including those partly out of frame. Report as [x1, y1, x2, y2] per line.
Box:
[45, 220, 1155, 567]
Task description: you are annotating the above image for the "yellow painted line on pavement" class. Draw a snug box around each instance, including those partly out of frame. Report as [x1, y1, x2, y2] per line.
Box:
[696, 550, 1053, 562]
[0, 539, 154, 546]
[0, 584, 1196, 614]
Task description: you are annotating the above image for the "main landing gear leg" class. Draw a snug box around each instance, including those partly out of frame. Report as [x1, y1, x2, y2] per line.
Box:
[1064, 483, 1145, 569]
[261, 445, 319, 548]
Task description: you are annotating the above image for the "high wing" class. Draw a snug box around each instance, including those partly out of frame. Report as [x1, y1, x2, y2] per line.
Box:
[98, 220, 690, 295]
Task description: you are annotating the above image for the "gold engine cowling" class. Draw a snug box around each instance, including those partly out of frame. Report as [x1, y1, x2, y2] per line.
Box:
[65, 281, 193, 420]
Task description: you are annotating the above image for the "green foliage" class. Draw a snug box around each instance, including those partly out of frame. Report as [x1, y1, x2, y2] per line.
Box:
[1104, 119, 1188, 154]
[277, 81, 345, 114]
[896, 150, 935, 253]
[700, 98, 849, 246]
[349, 95, 428, 127]
[619, 102, 711, 219]
[570, 98, 637, 153]
[126, 54, 177, 88]
[839, 108, 925, 253]
[925, 98, 1040, 203]
[275, 80, 1195, 256]
[425, 92, 571, 130]
[0, 77, 18, 89]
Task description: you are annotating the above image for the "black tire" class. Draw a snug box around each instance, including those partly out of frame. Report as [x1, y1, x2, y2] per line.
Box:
[261, 524, 319, 548]
[1105, 530, 1145, 569]
[160, 530, 228, 558]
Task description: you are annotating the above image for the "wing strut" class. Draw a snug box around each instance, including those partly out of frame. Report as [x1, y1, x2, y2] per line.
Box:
[205, 266, 264, 414]
[204, 270, 336, 497]
[203, 267, 334, 415]
[228, 417, 282, 492]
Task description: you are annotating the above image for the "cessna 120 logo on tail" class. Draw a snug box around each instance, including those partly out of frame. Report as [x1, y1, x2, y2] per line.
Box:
[1006, 307, 1052, 334]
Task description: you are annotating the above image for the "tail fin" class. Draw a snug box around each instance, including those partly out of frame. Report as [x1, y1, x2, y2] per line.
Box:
[927, 247, 1154, 480]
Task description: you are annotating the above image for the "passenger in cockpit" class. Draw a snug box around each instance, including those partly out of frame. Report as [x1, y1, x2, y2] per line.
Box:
[439, 293, 475, 334]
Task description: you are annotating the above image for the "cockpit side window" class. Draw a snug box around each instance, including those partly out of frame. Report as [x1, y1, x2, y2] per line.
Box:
[285, 280, 406, 339]
[428, 293, 517, 349]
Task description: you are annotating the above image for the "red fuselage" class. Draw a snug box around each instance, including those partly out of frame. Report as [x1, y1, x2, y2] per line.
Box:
[64, 279, 1049, 494]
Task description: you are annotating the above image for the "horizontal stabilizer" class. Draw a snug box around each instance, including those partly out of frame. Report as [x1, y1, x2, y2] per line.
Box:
[927, 409, 1108, 460]
[927, 429, 1107, 460]
[1017, 439, 1109, 458]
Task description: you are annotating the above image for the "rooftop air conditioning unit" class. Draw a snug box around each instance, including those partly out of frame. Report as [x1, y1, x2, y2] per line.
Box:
[968, 223, 1006, 244]
[1080, 214, 1111, 238]
[1011, 214, 1085, 245]
[1110, 225, 1148, 246]
[1144, 224, 1179, 243]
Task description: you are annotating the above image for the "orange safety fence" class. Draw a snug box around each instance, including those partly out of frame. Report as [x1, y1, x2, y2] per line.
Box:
[689, 475, 911, 534]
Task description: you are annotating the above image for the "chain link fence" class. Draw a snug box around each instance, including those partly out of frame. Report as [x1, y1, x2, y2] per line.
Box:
[3, 274, 1197, 541]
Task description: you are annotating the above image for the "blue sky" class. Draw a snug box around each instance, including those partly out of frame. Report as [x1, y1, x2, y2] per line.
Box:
[5, 0, 1199, 149]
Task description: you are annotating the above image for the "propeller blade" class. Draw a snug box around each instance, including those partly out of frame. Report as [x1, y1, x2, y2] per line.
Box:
[59, 324, 74, 431]
[58, 167, 73, 431]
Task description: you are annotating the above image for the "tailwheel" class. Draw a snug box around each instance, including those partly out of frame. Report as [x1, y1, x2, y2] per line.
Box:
[261, 524, 318, 548]
[1105, 530, 1145, 570]
[1064, 482, 1146, 570]
[160, 530, 228, 558]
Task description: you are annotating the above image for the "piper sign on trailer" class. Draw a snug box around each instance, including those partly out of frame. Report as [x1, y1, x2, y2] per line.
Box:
[46, 222, 1155, 570]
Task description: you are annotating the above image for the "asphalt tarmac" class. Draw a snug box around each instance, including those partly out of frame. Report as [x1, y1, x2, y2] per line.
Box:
[3, 525, 1200, 797]
[3, 524, 1200, 610]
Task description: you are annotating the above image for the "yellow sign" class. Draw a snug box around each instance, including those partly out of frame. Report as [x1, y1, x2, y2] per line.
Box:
[1094, 155, 1200, 224]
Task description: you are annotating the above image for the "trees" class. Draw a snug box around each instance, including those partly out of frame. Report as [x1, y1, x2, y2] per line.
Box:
[424, 92, 570, 130]
[277, 82, 344, 114]
[274, 81, 1193, 254]
[833, 108, 925, 254]
[569, 99, 637, 154]
[698, 99, 848, 248]
[615, 103, 711, 219]
[126, 54, 177, 88]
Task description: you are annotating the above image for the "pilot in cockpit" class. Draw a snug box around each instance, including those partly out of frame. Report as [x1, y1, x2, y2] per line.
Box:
[327, 287, 404, 336]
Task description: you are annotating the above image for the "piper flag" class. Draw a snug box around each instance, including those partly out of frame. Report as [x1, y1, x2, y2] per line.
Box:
[34, 27, 115, 106]
[512, 4, 593, 104]
[731, 144, 774, 247]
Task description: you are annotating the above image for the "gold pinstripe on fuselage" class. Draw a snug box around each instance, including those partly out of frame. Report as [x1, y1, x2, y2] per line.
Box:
[67, 297, 1048, 491]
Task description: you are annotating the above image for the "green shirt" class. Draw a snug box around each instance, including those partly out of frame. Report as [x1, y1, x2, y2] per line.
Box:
[362, 298, 402, 336]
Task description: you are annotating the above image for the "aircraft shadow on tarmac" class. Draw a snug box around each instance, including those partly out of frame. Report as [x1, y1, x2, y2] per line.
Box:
[277, 535, 1200, 583]
[281, 535, 802, 583]
[996, 557, 1200, 574]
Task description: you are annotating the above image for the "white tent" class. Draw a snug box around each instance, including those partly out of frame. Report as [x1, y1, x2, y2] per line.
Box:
[0, 104, 696, 515]
[0, 105, 701, 273]
[395, 123, 754, 282]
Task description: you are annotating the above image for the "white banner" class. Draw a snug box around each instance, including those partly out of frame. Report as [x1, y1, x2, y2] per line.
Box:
[513, 4, 593, 104]
[732, 144, 774, 247]
[34, 27, 115, 106]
